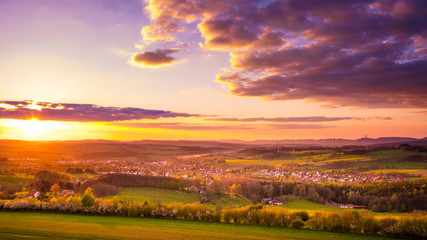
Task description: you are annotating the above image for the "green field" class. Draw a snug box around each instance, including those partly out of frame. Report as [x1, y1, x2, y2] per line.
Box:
[209, 195, 251, 208]
[272, 199, 345, 213]
[0, 211, 401, 240]
[107, 187, 200, 204]
[272, 199, 411, 218]
[0, 174, 33, 187]
[65, 173, 99, 179]
[226, 159, 291, 166]
[227, 149, 427, 172]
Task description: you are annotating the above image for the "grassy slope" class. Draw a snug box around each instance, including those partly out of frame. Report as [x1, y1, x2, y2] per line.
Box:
[208, 195, 250, 208]
[106, 187, 200, 204]
[106, 187, 250, 208]
[271, 199, 411, 218]
[0, 211, 400, 240]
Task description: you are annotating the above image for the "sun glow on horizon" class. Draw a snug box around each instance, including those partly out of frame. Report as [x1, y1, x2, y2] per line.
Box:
[2, 118, 66, 138]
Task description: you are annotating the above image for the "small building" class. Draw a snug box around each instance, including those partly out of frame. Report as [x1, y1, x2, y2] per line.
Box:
[28, 191, 41, 199]
[326, 202, 366, 209]
[27, 190, 37, 198]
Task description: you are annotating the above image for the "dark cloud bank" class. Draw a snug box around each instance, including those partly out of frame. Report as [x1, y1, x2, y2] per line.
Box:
[142, 0, 427, 108]
[0, 100, 198, 122]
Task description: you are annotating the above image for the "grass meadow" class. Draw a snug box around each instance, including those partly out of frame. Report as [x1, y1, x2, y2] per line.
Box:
[106, 187, 200, 204]
[271, 199, 412, 218]
[208, 195, 250, 208]
[0, 211, 401, 240]
[105, 187, 250, 208]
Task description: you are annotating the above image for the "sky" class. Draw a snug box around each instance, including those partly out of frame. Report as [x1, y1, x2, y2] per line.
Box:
[0, 0, 426, 141]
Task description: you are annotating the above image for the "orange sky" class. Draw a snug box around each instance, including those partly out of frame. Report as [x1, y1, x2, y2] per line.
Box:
[0, 1, 426, 141]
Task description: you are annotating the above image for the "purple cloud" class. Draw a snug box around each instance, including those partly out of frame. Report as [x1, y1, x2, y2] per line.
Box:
[141, 0, 427, 108]
[207, 116, 349, 122]
[206, 116, 391, 122]
[132, 49, 179, 66]
[0, 100, 200, 122]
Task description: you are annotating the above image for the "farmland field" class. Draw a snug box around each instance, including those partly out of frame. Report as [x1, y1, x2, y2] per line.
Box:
[0, 174, 33, 187]
[0, 211, 401, 240]
[66, 173, 99, 179]
[227, 149, 427, 174]
[106, 187, 200, 204]
[226, 159, 291, 166]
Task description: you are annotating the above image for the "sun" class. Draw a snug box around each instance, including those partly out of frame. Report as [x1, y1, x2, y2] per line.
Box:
[19, 119, 48, 137]
[7, 118, 64, 138]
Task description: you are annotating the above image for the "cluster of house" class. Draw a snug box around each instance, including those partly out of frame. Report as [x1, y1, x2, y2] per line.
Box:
[99, 161, 228, 180]
[254, 169, 406, 183]
[325, 202, 367, 209]
[27, 190, 41, 199]
[26, 189, 75, 199]
[261, 198, 284, 205]
[260, 198, 367, 209]
[289, 171, 406, 183]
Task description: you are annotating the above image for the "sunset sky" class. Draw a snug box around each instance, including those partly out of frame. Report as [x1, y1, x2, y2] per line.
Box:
[0, 0, 426, 140]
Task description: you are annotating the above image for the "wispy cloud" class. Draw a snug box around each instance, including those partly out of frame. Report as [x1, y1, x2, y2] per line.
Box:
[411, 110, 427, 115]
[0, 100, 200, 122]
[206, 116, 391, 123]
[111, 122, 330, 130]
[111, 122, 253, 130]
[265, 124, 331, 129]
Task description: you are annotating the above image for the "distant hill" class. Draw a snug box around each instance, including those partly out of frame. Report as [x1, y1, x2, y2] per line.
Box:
[0, 137, 425, 161]
[219, 137, 427, 147]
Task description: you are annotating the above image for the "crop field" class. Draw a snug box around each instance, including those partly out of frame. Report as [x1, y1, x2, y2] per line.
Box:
[226, 159, 291, 166]
[370, 150, 427, 160]
[0, 174, 33, 187]
[364, 169, 426, 175]
[0, 211, 400, 240]
[106, 187, 200, 204]
[65, 173, 99, 179]
[347, 159, 426, 170]
[227, 149, 427, 172]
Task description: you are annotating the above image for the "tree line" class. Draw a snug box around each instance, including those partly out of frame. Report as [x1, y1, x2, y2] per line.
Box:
[0, 191, 425, 239]
[209, 178, 426, 212]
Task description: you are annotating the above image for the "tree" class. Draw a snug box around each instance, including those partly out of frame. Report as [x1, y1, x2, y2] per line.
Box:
[81, 187, 95, 207]
[50, 184, 61, 195]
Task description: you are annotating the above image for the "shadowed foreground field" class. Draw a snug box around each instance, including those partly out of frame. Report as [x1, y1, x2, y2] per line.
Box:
[0, 211, 400, 240]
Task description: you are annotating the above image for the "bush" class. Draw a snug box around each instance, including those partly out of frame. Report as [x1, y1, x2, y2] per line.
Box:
[295, 211, 309, 221]
[291, 219, 305, 229]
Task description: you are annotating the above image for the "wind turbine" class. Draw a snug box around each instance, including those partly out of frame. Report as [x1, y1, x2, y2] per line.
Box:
[333, 136, 336, 152]
[364, 134, 368, 150]
[292, 139, 295, 153]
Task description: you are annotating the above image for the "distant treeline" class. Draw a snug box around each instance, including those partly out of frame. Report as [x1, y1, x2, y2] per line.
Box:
[210, 178, 427, 212]
[0, 194, 425, 239]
